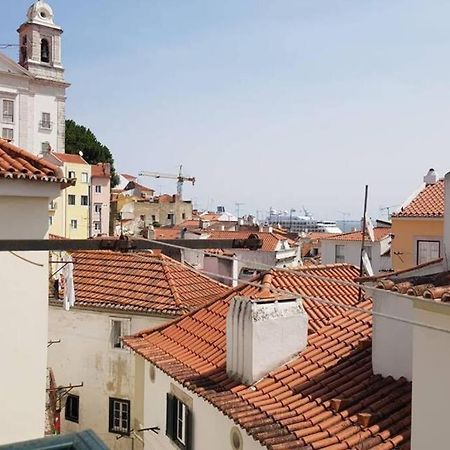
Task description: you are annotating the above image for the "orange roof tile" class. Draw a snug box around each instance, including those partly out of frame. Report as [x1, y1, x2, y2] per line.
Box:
[52, 152, 88, 165]
[63, 251, 228, 316]
[394, 180, 444, 218]
[154, 228, 182, 240]
[125, 265, 411, 449]
[206, 230, 297, 252]
[0, 139, 71, 184]
[321, 227, 391, 242]
[91, 163, 110, 178]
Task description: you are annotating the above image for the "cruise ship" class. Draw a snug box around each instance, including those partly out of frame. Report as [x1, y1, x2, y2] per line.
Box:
[266, 212, 342, 234]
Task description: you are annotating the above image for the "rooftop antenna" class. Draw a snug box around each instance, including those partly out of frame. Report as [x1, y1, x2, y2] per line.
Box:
[235, 202, 244, 218]
[337, 211, 350, 232]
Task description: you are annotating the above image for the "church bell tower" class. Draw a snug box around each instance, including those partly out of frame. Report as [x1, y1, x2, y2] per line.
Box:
[17, 1, 65, 82]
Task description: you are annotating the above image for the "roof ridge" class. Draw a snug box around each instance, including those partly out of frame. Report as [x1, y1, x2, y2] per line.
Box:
[160, 257, 184, 310]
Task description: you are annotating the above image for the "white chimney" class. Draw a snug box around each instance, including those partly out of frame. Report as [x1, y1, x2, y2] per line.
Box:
[423, 168, 437, 185]
[226, 295, 308, 385]
[445, 171, 450, 269]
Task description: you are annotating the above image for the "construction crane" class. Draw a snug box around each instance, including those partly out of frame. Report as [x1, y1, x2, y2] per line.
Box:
[138, 165, 196, 200]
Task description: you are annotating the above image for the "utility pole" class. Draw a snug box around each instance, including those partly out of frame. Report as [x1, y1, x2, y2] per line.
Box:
[358, 185, 369, 302]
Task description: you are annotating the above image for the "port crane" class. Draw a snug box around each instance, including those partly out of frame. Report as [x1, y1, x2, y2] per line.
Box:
[138, 165, 196, 200]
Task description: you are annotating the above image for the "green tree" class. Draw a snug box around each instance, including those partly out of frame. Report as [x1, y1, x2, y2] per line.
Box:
[65, 119, 119, 187]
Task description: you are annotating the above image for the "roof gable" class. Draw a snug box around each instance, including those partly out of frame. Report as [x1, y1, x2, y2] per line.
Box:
[66, 251, 228, 315]
[0, 52, 33, 78]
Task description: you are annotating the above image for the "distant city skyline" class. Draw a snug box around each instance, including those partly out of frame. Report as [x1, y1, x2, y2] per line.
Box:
[2, 0, 450, 219]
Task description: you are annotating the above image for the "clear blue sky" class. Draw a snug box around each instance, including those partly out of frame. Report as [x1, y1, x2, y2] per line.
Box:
[3, 1, 450, 220]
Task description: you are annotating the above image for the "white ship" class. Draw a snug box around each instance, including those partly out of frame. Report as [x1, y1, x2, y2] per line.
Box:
[266, 210, 342, 234]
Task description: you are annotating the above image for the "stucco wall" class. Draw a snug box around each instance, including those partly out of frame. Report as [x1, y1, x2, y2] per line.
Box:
[391, 217, 444, 271]
[0, 191, 57, 445]
[90, 176, 110, 236]
[47, 306, 169, 449]
[412, 302, 450, 449]
[136, 357, 264, 450]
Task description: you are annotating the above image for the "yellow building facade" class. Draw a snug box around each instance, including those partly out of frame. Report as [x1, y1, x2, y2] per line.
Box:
[45, 152, 91, 238]
[391, 176, 444, 271]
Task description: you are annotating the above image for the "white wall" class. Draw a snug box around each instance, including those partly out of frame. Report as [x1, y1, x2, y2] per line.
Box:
[370, 288, 413, 381]
[412, 302, 450, 449]
[136, 357, 263, 450]
[48, 307, 169, 449]
[0, 182, 59, 445]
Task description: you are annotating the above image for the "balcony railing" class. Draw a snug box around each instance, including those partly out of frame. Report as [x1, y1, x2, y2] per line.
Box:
[39, 120, 53, 130]
[2, 114, 13, 123]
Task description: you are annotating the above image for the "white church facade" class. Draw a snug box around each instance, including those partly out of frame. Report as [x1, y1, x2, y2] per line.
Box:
[0, 0, 69, 155]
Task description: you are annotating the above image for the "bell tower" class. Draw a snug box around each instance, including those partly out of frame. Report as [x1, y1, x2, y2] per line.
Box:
[17, 1, 64, 82]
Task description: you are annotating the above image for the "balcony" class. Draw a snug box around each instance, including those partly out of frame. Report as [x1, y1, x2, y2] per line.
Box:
[2, 114, 13, 124]
[39, 120, 53, 131]
[49, 201, 57, 212]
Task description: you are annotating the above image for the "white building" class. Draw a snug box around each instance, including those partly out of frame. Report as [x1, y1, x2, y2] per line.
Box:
[0, 1, 68, 154]
[48, 250, 227, 450]
[320, 227, 392, 275]
[0, 138, 70, 445]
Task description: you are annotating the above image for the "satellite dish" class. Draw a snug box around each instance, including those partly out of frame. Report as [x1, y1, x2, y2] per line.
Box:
[79, 151, 84, 157]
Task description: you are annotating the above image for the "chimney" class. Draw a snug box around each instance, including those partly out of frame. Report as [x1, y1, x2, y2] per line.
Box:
[423, 168, 437, 185]
[226, 295, 308, 385]
[445, 171, 450, 268]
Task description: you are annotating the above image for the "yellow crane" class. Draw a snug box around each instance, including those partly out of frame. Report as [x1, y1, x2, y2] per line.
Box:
[138, 165, 196, 200]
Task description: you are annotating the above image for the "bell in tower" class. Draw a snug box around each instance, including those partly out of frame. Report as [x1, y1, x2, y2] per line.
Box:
[17, 1, 65, 82]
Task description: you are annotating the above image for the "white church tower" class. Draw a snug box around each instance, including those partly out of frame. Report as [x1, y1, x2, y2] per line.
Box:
[0, 0, 68, 154]
[18, 1, 65, 82]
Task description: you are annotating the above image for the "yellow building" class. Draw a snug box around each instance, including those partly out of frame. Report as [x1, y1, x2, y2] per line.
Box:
[391, 172, 444, 271]
[44, 152, 91, 238]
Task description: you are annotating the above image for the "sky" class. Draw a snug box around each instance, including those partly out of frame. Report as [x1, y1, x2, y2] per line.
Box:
[3, 1, 450, 221]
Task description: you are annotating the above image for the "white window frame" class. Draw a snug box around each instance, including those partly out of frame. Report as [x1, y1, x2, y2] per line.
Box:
[70, 219, 78, 229]
[80, 195, 89, 206]
[40, 112, 51, 129]
[95, 185, 102, 193]
[109, 397, 130, 435]
[94, 221, 101, 231]
[110, 318, 130, 350]
[94, 203, 102, 213]
[68, 171, 76, 179]
[81, 172, 88, 183]
[2, 127, 13, 140]
[335, 244, 345, 263]
[176, 398, 187, 445]
[2, 100, 14, 123]
[68, 194, 76, 205]
[417, 240, 440, 265]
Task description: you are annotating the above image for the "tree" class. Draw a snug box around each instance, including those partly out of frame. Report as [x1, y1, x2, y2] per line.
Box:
[65, 119, 119, 187]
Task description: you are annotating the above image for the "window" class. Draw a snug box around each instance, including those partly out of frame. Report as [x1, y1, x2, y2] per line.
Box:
[94, 221, 101, 231]
[49, 216, 53, 226]
[2, 100, 14, 123]
[151, 215, 156, 222]
[65, 394, 79, 423]
[81, 172, 88, 183]
[335, 245, 345, 263]
[40, 112, 51, 129]
[166, 394, 191, 449]
[41, 38, 50, 63]
[94, 203, 102, 213]
[81, 195, 88, 206]
[68, 171, 76, 179]
[95, 185, 102, 193]
[110, 319, 130, 349]
[2, 128, 13, 140]
[42, 141, 50, 153]
[68, 194, 76, 205]
[108, 398, 130, 435]
[417, 240, 440, 265]
[70, 219, 78, 229]
[182, 213, 186, 220]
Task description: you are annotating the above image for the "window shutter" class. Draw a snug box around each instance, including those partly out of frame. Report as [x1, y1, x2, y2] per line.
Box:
[185, 407, 192, 450]
[166, 393, 176, 439]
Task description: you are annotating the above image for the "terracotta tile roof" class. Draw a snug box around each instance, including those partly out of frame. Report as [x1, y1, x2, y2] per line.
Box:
[321, 228, 391, 242]
[91, 163, 110, 178]
[51, 152, 88, 165]
[125, 265, 411, 449]
[154, 228, 182, 240]
[66, 251, 228, 316]
[394, 180, 444, 218]
[206, 231, 297, 252]
[0, 139, 72, 184]
[121, 173, 136, 181]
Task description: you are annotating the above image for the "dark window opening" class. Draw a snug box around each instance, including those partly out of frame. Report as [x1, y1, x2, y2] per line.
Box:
[65, 394, 79, 423]
[41, 38, 50, 63]
[166, 393, 192, 449]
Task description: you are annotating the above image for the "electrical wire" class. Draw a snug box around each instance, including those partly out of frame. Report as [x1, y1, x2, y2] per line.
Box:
[9, 251, 44, 267]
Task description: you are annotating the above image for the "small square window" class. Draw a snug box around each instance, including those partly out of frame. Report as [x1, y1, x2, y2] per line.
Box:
[81, 172, 88, 183]
[94, 221, 101, 231]
[68, 194, 76, 205]
[81, 195, 89, 206]
[94, 203, 102, 213]
[70, 219, 78, 229]
[109, 398, 130, 435]
[68, 171, 76, 179]
[65, 394, 79, 423]
[40, 112, 51, 129]
[2, 128, 13, 140]
[95, 185, 102, 193]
